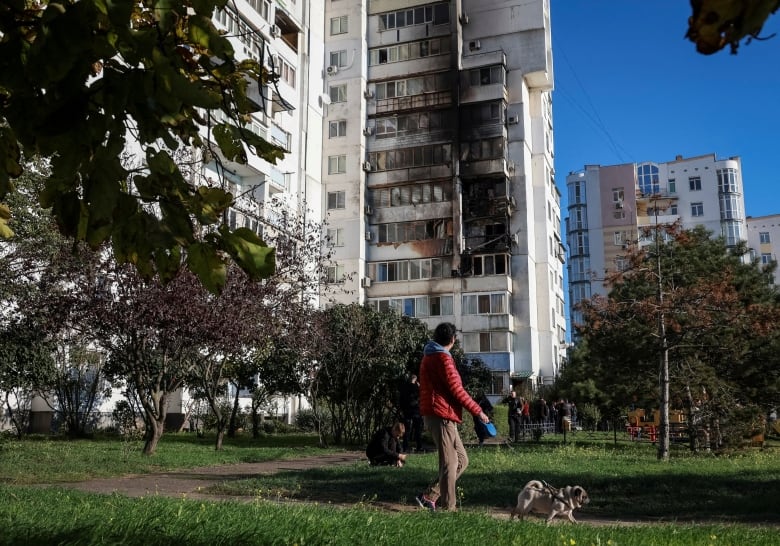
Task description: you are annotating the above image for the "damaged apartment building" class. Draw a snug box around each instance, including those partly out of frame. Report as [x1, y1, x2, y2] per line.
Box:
[322, 0, 566, 393]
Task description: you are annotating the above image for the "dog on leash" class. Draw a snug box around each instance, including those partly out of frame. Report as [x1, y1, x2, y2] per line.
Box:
[510, 480, 589, 523]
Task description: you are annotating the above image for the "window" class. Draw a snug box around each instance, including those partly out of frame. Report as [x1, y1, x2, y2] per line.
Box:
[637, 163, 660, 195]
[330, 50, 348, 67]
[668, 179, 676, 193]
[614, 231, 625, 246]
[370, 181, 452, 209]
[429, 295, 453, 316]
[472, 254, 508, 276]
[275, 57, 296, 88]
[720, 194, 740, 220]
[462, 293, 508, 315]
[368, 257, 450, 282]
[328, 155, 346, 174]
[367, 294, 453, 317]
[329, 120, 347, 138]
[461, 331, 509, 353]
[326, 228, 344, 247]
[723, 221, 742, 247]
[670, 204, 678, 215]
[375, 111, 443, 138]
[327, 190, 345, 210]
[691, 202, 704, 217]
[326, 264, 345, 283]
[761, 253, 773, 264]
[689, 176, 702, 191]
[468, 65, 505, 86]
[377, 219, 450, 243]
[717, 168, 738, 193]
[248, 0, 271, 21]
[368, 37, 451, 65]
[378, 3, 448, 30]
[760, 232, 771, 244]
[329, 84, 347, 103]
[367, 143, 451, 171]
[330, 15, 348, 35]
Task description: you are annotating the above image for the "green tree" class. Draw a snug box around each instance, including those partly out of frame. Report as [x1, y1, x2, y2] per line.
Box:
[573, 225, 780, 455]
[0, 0, 283, 292]
[310, 304, 429, 445]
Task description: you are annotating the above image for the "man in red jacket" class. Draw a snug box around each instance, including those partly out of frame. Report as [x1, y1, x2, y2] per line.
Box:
[415, 322, 489, 512]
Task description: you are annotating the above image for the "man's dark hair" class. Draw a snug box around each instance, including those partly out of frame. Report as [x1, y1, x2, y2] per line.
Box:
[432, 322, 457, 346]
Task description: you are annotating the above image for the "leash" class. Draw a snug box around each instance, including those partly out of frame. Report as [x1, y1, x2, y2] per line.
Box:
[541, 480, 572, 507]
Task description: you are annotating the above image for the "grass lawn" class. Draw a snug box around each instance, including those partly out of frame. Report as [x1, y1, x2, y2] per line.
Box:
[1, 431, 779, 545]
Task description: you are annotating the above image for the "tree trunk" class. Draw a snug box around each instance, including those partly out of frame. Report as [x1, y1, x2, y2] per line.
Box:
[143, 417, 164, 455]
[227, 384, 240, 438]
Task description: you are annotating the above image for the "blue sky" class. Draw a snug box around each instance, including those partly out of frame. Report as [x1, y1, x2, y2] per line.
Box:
[551, 2, 780, 219]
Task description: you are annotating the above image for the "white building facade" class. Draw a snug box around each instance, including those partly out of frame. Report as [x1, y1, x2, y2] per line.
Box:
[321, 0, 566, 393]
[566, 153, 748, 329]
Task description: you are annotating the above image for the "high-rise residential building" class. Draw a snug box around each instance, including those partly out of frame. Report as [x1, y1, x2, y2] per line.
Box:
[10, 0, 567, 433]
[207, 0, 325, 232]
[566, 153, 747, 329]
[321, 0, 565, 393]
[747, 214, 780, 286]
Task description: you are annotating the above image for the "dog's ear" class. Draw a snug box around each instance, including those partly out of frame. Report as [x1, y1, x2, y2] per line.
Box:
[573, 487, 583, 499]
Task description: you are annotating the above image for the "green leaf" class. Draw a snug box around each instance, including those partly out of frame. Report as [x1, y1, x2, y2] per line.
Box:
[218, 226, 275, 280]
[212, 123, 247, 163]
[159, 200, 195, 245]
[190, 185, 232, 224]
[187, 242, 227, 293]
[154, 245, 183, 285]
[0, 203, 13, 238]
[0, 128, 23, 198]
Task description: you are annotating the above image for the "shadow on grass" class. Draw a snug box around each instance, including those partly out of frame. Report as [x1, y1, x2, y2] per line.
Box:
[206, 443, 780, 525]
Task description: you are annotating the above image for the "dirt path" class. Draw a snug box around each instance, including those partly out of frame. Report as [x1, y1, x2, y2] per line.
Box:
[39, 452, 778, 528]
[54, 452, 364, 501]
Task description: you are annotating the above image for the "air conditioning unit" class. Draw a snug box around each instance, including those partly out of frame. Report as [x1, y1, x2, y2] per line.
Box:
[363, 126, 374, 136]
[270, 24, 281, 37]
[361, 277, 372, 288]
[362, 161, 373, 171]
[506, 161, 516, 173]
[508, 116, 519, 125]
[326, 65, 338, 75]
[469, 40, 481, 51]
[364, 89, 375, 99]
[460, 13, 469, 24]
[615, 201, 623, 209]
[365, 231, 373, 241]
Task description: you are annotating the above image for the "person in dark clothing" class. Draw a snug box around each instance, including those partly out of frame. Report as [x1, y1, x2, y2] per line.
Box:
[473, 393, 494, 446]
[399, 374, 423, 452]
[366, 422, 407, 467]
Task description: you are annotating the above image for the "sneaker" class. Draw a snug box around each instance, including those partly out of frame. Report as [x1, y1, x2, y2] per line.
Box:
[415, 493, 436, 511]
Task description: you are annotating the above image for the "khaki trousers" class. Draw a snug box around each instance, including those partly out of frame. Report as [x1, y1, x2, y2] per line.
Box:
[423, 415, 469, 511]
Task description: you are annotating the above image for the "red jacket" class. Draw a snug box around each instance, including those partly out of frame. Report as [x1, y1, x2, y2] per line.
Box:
[419, 342, 482, 423]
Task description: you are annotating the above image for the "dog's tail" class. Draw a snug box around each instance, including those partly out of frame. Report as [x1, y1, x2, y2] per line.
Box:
[523, 479, 545, 491]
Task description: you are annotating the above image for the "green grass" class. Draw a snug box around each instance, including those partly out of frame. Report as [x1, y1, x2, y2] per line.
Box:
[2, 432, 779, 545]
[0, 432, 337, 484]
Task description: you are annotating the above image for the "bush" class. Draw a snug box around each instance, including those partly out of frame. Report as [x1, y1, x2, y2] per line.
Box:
[578, 403, 602, 431]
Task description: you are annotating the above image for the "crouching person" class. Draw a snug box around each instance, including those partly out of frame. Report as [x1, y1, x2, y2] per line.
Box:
[367, 422, 407, 467]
